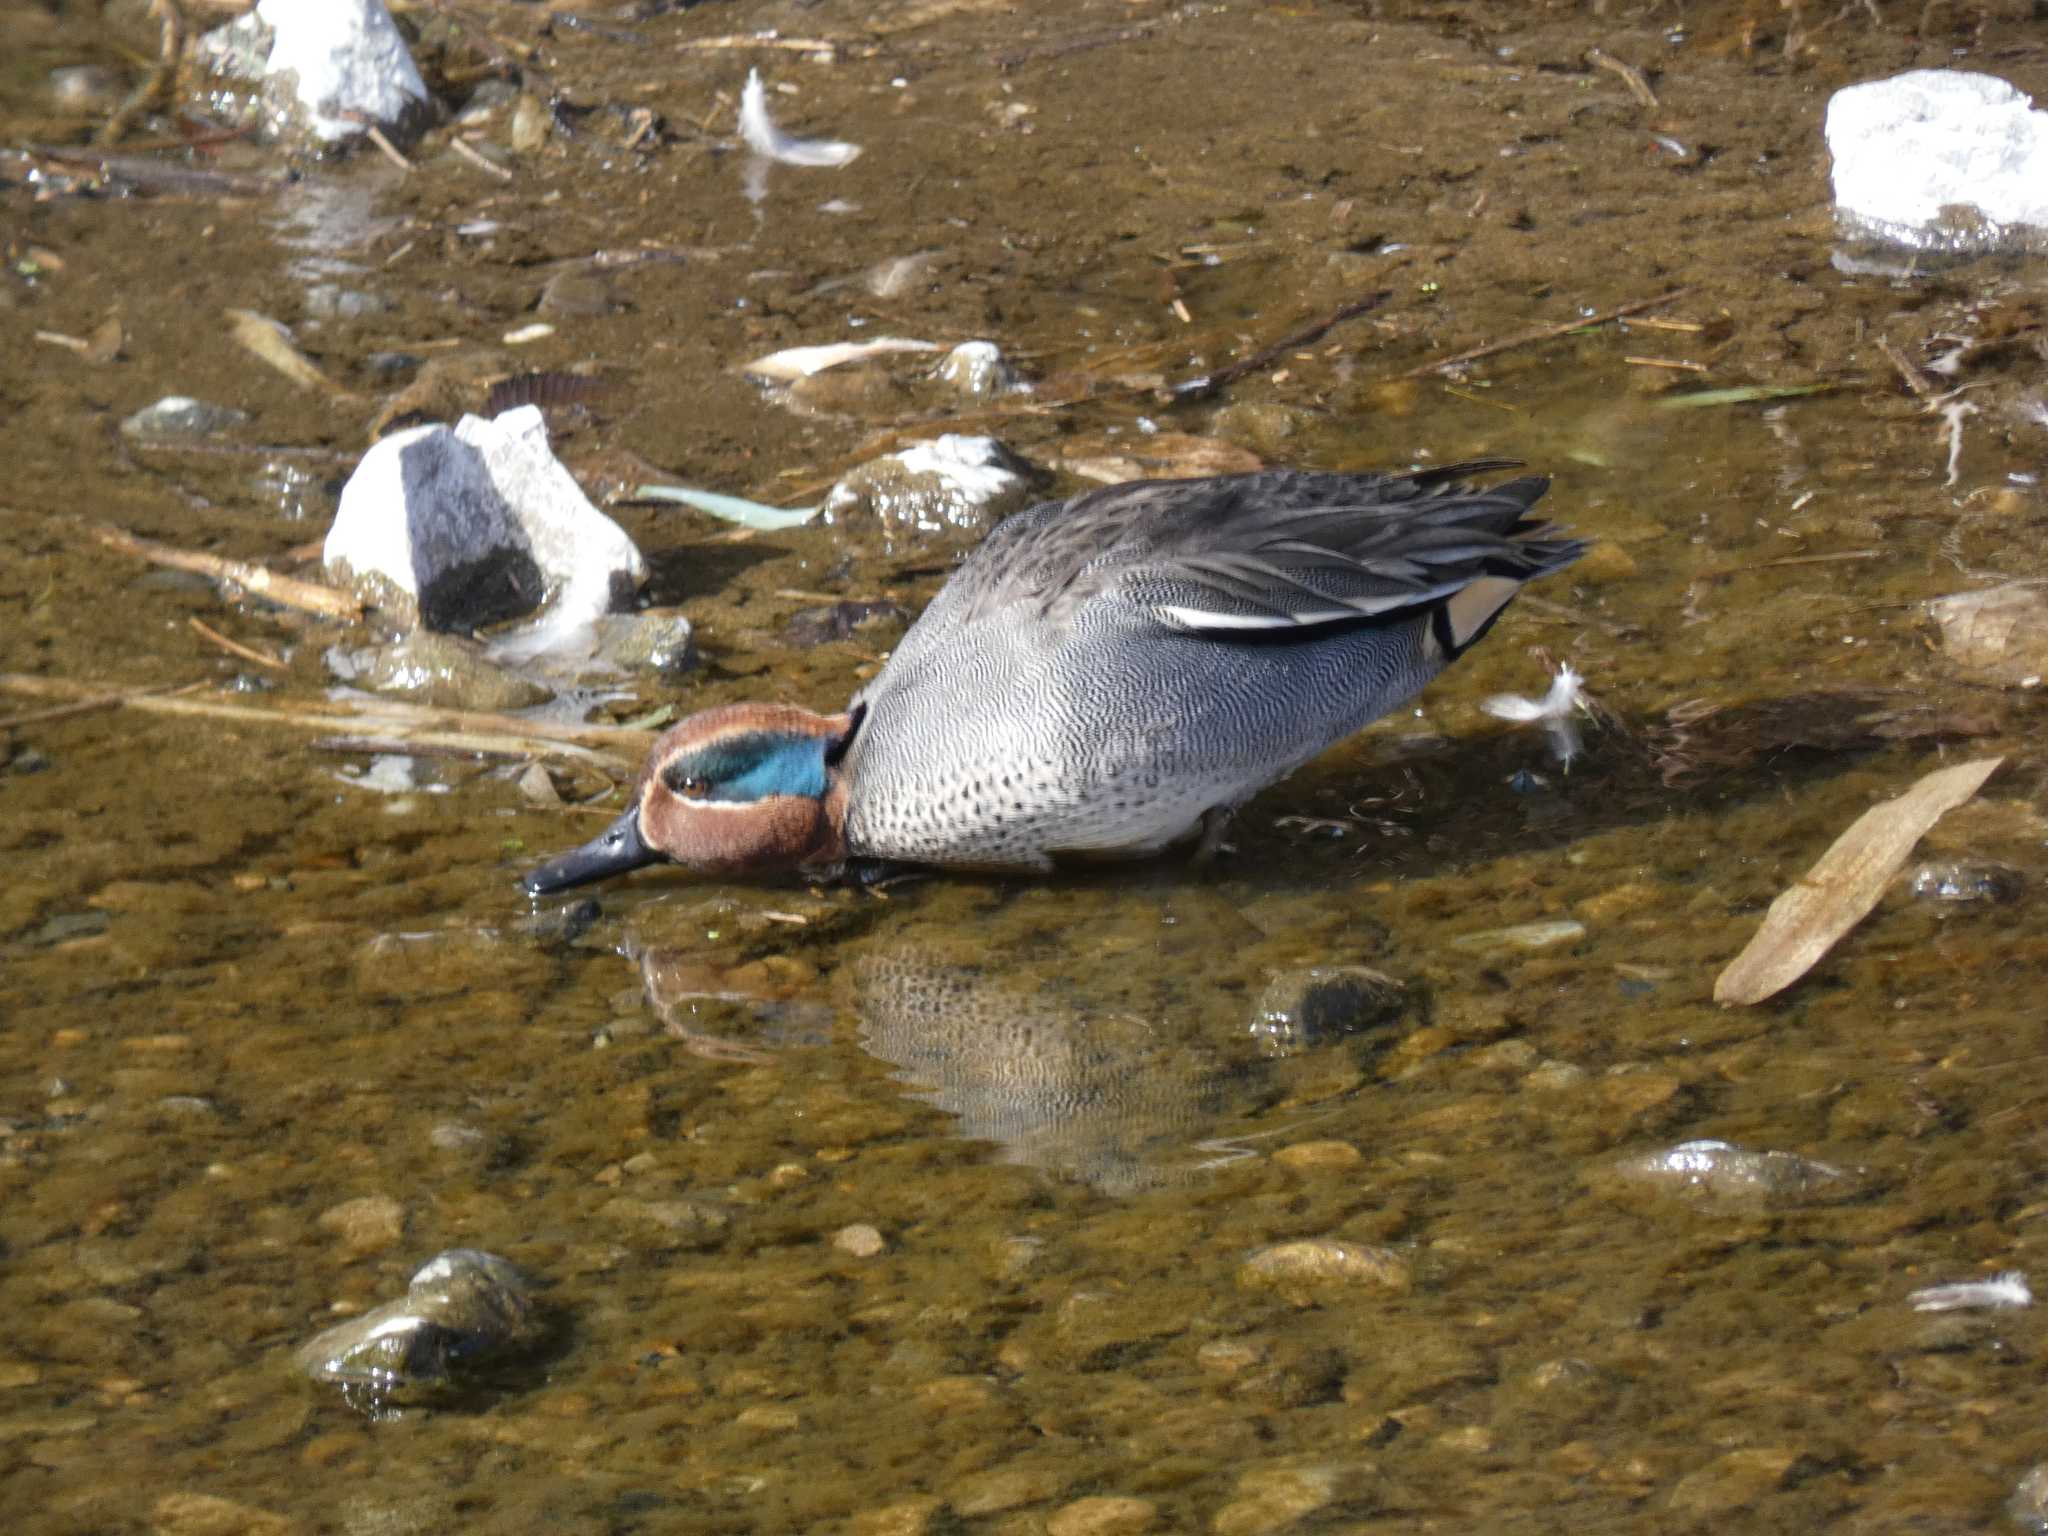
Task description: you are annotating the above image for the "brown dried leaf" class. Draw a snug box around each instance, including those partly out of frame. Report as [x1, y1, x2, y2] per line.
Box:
[224, 307, 351, 396]
[83, 315, 123, 364]
[1714, 757, 2004, 1006]
[1927, 583, 2048, 685]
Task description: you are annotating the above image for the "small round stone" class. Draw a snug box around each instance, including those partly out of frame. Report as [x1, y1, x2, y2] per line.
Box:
[834, 1223, 887, 1258]
[1047, 1495, 1157, 1536]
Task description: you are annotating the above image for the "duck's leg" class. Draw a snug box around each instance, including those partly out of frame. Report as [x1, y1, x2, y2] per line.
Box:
[1191, 807, 1237, 864]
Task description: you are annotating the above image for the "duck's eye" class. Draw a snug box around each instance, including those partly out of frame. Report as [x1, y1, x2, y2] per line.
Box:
[677, 775, 712, 799]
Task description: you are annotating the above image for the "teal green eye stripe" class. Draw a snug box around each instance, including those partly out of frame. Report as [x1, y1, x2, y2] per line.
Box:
[663, 732, 828, 802]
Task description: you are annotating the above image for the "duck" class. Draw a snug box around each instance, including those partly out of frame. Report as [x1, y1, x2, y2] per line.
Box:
[523, 459, 1584, 894]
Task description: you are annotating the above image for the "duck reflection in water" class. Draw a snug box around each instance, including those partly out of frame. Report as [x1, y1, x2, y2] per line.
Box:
[626, 891, 1412, 1195]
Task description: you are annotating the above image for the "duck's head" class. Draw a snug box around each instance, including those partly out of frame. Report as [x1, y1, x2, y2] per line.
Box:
[522, 703, 858, 895]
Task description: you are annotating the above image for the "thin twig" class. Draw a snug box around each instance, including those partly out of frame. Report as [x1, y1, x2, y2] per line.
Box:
[0, 673, 653, 755]
[1395, 289, 1691, 379]
[90, 524, 365, 622]
[450, 136, 513, 180]
[677, 35, 841, 54]
[1168, 289, 1392, 400]
[188, 616, 286, 671]
[998, 25, 1157, 71]
[21, 145, 285, 198]
[1878, 335, 1938, 399]
[1624, 355, 1709, 373]
[0, 680, 205, 733]
[1586, 48, 1658, 109]
[363, 124, 414, 172]
[313, 734, 597, 764]
[97, 0, 185, 147]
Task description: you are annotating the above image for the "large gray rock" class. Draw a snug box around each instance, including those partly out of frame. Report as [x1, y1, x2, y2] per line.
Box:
[324, 405, 645, 637]
[197, 0, 434, 151]
[1826, 70, 2048, 255]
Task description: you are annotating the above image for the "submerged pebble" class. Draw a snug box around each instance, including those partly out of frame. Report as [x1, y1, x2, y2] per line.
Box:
[295, 1249, 542, 1412]
[47, 65, 123, 112]
[1668, 1447, 1805, 1516]
[316, 1193, 405, 1258]
[1909, 859, 2025, 904]
[589, 611, 697, 678]
[1251, 966, 1408, 1055]
[1047, 1495, 1157, 1536]
[818, 435, 1039, 552]
[1238, 1239, 1410, 1292]
[1449, 918, 1586, 953]
[120, 396, 249, 439]
[933, 340, 1026, 400]
[782, 598, 910, 649]
[302, 283, 392, 320]
[834, 1223, 887, 1258]
[1213, 1464, 1371, 1536]
[1613, 1139, 1854, 1203]
[327, 631, 551, 710]
[2011, 1464, 2048, 1531]
[153, 1492, 295, 1536]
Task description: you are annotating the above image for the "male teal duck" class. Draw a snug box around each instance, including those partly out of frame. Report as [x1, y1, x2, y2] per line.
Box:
[523, 460, 1583, 893]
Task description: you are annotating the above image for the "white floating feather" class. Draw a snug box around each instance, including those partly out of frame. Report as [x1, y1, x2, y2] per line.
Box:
[739, 69, 861, 168]
[1481, 662, 1587, 768]
[1909, 1271, 2032, 1312]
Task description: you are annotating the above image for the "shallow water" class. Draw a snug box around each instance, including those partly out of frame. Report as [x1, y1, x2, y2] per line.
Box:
[5, 2, 2048, 1532]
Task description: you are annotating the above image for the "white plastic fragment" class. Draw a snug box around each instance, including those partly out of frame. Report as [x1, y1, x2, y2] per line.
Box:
[742, 337, 940, 381]
[739, 69, 861, 167]
[1481, 662, 1587, 767]
[635, 484, 821, 531]
[1825, 70, 2048, 253]
[1909, 1271, 2032, 1313]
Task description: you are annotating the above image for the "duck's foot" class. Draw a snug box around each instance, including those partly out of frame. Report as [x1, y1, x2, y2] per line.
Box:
[829, 858, 929, 893]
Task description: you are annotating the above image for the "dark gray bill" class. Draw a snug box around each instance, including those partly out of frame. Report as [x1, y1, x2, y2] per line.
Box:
[523, 806, 663, 895]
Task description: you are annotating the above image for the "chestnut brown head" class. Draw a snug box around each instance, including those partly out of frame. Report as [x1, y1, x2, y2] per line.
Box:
[523, 703, 857, 894]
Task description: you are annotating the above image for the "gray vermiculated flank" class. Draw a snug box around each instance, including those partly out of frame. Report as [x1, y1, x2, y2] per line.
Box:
[840, 465, 1582, 868]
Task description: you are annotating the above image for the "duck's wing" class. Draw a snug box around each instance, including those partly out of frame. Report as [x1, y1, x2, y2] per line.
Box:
[987, 462, 1582, 654]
